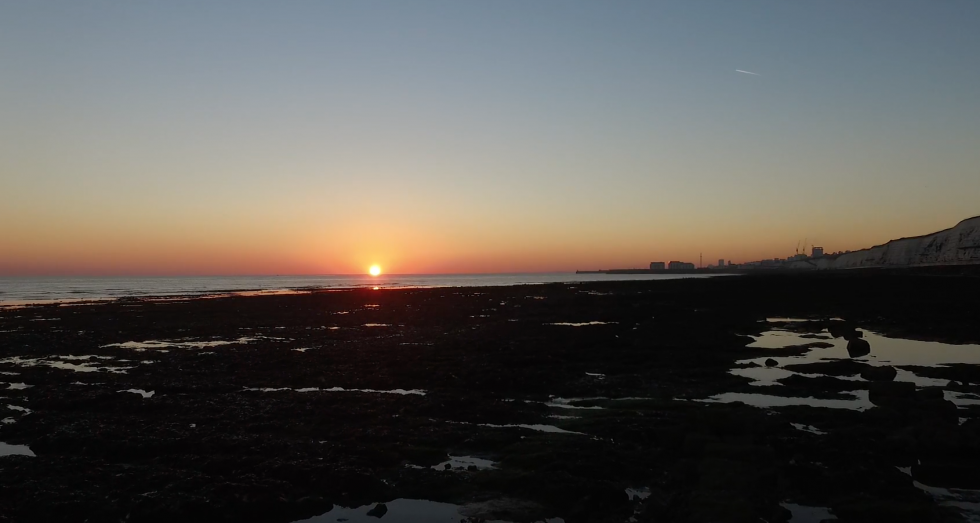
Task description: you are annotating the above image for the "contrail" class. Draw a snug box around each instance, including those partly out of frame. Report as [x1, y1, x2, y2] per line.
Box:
[736, 69, 760, 76]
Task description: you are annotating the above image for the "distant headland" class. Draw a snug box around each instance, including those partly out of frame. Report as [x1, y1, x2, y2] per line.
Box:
[578, 215, 980, 274]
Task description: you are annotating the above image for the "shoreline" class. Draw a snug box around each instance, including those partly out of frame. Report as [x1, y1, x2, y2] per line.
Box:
[0, 273, 728, 307]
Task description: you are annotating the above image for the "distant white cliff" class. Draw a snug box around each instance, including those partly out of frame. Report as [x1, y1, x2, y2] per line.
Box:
[793, 216, 980, 270]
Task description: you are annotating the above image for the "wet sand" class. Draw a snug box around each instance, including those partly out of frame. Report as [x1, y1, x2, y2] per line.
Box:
[1, 269, 980, 522]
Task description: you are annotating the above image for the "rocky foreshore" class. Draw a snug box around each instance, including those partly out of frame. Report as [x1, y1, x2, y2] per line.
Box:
[2, 270, 980, 522]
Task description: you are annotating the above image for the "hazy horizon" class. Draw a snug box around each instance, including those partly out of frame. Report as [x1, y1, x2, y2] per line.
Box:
[3, 1, 979, 276]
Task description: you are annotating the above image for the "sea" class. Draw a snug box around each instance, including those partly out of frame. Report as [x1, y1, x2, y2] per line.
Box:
[0, 273, 723, 305]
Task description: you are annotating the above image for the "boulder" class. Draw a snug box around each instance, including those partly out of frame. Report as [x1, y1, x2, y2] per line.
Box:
[765, 358, 779, 367]
[860, 365, 897, 382]
[846, 338, 871, 358]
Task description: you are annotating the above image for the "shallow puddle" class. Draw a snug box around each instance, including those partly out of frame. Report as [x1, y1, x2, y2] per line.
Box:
[293, 498, 563, 523]
[779, 502, 836, 522]
[748, 326, 980, 367]
[946, 391, 980, 407]
[119, 389, 155, 398]
[546, 322, 615, 327]
[693, 391, 872, 411]
[430, 455, 496, 471]
[735, 322, 980, 394]
[0, 441, 34, 458]
[545, 397, 605, 410]
[102, 337, 257, 350]
[0, 355, 130, 374]
[790, 423, 827, 435]
[625, 487, 650, 501]
[244, 386, 426, 396]
[479, 423, 585, 435]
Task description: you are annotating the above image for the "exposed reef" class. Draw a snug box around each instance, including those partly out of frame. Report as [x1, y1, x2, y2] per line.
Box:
[1, 270, 980, 522]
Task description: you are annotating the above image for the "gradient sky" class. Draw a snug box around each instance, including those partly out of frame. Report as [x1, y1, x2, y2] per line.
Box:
[2, 1, 979, 275]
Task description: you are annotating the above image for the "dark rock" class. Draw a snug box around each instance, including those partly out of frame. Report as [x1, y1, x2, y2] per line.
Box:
[467, 465, 477, 471]
[846, 338, 871, 358]
[444, 463, 451, 470]
[915, 390, 959, 423]
[366, 503, 388, 518]
[860, 365, 897, 382]
[869, 382, 916, 408]
[783, 359, 866, 376]
[828, 322, 859, 339]
[917, 388, 944, 401]
[765, 358, 779, 367]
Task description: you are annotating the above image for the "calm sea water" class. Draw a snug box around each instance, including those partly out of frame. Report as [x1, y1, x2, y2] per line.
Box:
[0, 273, 722, 304]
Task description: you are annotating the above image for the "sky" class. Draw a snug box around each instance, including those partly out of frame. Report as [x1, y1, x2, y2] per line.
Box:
[2, 1, 979, 275]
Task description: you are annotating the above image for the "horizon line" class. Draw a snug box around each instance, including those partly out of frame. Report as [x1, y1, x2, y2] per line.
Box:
[0, 271, 590, 278]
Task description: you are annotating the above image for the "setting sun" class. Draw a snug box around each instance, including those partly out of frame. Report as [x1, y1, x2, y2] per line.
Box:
[368, 265, 382, 276]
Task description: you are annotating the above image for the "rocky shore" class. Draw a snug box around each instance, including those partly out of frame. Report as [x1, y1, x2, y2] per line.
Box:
[2, 270, 980, 522]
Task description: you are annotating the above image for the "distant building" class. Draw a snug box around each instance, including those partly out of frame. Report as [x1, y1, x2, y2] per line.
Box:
[668, 261, 696, 270]
[649, 262, 666, 270]
[812, 246, 824, 257]
[718, 259, 724, 267]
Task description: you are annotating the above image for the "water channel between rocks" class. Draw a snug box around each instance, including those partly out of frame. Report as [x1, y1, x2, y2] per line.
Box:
[699, 318, 980, 410]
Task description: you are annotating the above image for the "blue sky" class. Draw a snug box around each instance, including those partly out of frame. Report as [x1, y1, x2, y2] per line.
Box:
[2, 1, 979, 274]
